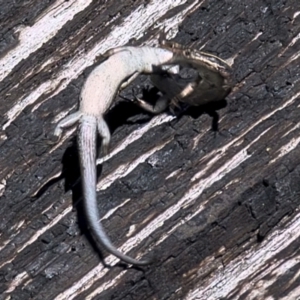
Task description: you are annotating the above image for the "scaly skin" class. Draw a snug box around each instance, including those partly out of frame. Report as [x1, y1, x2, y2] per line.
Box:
[52, 43, 233, 266]
[53, 46, 177, 266]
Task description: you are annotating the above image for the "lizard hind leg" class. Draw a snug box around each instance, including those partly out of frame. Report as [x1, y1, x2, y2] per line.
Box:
[97, 116, 111, 157]
[53, 111, 82, 143]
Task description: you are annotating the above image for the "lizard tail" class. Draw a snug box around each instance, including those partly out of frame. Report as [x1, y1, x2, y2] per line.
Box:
[78, 115, 151, 266]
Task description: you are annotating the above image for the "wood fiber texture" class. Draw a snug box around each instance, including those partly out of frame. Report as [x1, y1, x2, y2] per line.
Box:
[0, 0, 300, 299]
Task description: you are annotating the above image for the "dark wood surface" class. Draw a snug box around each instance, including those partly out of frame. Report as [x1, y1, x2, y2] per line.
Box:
[1, 0, 300, 299]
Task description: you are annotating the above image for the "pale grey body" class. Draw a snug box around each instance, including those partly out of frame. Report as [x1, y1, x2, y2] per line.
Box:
[52, 44, 232, 266]
[53, 46, 177, 266]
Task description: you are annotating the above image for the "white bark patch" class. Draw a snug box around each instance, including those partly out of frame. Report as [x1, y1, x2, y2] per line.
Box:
[0, 0, 93, 82]
[185, 211, 300, 299]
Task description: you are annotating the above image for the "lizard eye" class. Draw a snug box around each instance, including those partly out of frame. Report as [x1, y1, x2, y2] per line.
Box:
[184, 50, 191, 56]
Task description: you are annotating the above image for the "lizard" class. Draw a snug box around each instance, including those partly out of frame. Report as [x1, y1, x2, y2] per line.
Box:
[52, 46, 183, 266]
[52, 43, 232, 266]
[129, 40, 233, 114]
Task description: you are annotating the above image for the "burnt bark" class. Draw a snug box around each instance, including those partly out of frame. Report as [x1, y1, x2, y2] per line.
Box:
[0, 0, 300, 299]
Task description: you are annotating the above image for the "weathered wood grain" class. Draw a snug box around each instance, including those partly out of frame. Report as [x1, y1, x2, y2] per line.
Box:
[0, 0, 300, 299]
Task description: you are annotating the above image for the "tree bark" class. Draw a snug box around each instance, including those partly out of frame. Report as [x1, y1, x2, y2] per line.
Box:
[0, 0, 300, 299]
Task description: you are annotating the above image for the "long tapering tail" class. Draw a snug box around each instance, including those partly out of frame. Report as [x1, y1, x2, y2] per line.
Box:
[78, 115, 150, 265]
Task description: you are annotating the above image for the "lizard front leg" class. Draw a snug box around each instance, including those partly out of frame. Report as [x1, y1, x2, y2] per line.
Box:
[118, 89, 170, 114]
[133, 72, 201, 115]
[119, 71, 140, 90]
[134, 95, 170, 114]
